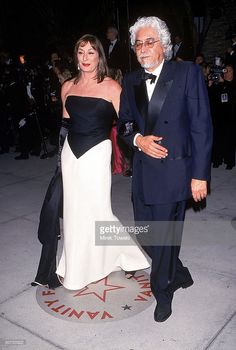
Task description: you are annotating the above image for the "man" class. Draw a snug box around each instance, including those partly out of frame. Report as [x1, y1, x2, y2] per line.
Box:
[172, 34, 194, 61]
[105, 25, 133, 176]
[105, 26, 127, 74]
[118, 16, 213, 322]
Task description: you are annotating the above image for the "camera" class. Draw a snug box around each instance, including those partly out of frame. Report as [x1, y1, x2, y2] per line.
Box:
[208, 66, 227, 84]
[208, 57, 227, 84]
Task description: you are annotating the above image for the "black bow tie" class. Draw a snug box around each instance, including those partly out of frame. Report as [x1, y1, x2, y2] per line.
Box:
[142, 71, 157, 84]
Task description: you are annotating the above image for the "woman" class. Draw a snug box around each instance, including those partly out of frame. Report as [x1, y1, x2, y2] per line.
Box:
[56, 34, 149, 290]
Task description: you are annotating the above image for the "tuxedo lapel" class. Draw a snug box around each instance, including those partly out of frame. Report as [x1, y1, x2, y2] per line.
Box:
[110, 41, 118, 57]
[146, 61, 174, 134]
[134, 71, 149, 124]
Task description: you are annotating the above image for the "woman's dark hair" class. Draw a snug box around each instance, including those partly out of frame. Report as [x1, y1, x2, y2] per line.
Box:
[73, 34, 108, 84]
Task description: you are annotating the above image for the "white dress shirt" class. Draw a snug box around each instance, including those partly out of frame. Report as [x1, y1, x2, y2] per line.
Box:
[134, 60, 165, 147]
[145, 60, 164, 101]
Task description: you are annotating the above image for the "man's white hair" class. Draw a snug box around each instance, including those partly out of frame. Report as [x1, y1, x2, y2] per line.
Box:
[129, 16, 173, 61]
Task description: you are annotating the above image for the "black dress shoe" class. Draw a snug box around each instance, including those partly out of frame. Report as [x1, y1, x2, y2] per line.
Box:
[31, 281, 48, 287]
[172, 278, 193, 293]
[31, 274, 62, 289]
[226, 165, 233, 170]
[15, 154, 29, 160]
[154, 302, 172, 322]
[153, 289, 173, 322]
[168, 272, 194, 294]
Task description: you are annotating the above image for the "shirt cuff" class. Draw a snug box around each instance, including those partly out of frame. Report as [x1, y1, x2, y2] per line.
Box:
[133, 133, 142, 151]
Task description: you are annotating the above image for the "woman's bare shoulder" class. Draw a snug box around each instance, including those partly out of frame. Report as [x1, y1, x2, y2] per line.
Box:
[103, 77, 122, 92]
[61, 78, 75, 98]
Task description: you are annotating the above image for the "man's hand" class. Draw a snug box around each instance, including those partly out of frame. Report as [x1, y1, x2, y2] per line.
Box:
[136, 135, 168, 159]
[191, 179, 207, 202]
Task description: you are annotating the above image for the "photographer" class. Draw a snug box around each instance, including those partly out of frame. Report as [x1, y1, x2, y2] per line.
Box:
[0, 52, 17, 154]
[208, 64, 236, 169]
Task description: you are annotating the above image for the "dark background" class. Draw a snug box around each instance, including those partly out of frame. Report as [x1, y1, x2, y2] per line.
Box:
[0, 0, 206, 61]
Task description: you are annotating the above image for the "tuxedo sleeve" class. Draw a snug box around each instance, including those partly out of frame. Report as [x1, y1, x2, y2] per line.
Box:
[186, 63, 213, 180]
[117, 75, 140, 149]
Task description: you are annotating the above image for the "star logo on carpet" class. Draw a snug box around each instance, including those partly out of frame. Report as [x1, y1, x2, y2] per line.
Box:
[36, 271, 154, 323]
[73, 276, 125, 302]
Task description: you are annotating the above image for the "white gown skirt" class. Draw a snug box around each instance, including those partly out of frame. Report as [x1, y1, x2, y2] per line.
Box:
[56, 138, 150, 290]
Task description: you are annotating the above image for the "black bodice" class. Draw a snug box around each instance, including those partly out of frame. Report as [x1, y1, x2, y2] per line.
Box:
[65, 96, 115, 158]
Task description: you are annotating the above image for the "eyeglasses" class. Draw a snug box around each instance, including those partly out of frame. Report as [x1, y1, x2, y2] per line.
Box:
[133, 39, 160, 51]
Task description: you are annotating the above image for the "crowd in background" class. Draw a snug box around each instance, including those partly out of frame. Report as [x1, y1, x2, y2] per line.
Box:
[0, 49, 75, 159]
[192, 33, 236, 170]
[0, 28, 235, 170]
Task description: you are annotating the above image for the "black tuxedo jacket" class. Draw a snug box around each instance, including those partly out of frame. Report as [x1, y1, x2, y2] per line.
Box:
[118, 60, 213, 204]
[173, 41, 194, 61]
[105, 40, 127, 74]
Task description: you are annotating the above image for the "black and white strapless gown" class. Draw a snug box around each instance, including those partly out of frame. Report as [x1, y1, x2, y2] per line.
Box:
[56, 96, 150, 290]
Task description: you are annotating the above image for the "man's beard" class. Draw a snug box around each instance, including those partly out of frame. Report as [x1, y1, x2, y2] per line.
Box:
[140, 59, 161, 69]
